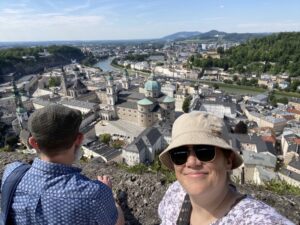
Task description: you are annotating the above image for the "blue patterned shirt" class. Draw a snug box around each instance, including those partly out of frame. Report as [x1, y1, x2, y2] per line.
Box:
[1, 158, 118, 225]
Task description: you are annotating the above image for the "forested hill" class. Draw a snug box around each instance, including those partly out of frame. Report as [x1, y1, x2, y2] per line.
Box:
[168, 30, 270, 42]
[190, 32, 300, 76]
[0, 45, 85, 82]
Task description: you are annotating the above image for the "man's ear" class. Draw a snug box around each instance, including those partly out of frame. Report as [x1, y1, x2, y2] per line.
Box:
[29, 137, 40, 150]
[75, 133, 84, 145]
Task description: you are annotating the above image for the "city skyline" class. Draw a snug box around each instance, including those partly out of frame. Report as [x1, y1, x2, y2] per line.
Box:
[1, 0, 300, 42]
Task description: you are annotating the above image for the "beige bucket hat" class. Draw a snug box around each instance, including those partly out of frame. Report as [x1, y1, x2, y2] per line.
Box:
[159, 111, 243, 170]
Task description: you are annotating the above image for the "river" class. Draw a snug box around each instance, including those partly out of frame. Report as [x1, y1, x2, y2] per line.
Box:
[93, 57, 119, 72]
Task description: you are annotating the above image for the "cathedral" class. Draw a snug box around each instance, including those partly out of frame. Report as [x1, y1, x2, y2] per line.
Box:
[97, 69, 176, 127]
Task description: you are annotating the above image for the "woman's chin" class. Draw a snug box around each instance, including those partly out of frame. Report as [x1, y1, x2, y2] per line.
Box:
[182, 182, 210, 196]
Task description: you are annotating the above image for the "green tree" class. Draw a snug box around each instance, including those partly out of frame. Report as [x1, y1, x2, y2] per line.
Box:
[6, 135, 18, 147]
[241, 77, 247, 85]
[277, 97, 288, 104]
[217, 47, 224, 55]
[234, 121, 248, 134]
[213, 83, 219, 89]
[48, 77, 61, 87]
[99, 133, 111, 144]
[268, 91, 277, 106]
[182, 96, 191, 113]
[233, 75, 238, 82]
[112, 139, 125, 149]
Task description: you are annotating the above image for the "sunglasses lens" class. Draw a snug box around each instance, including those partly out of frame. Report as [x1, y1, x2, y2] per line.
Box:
[194, 145, 215, 162]
[170, 148, 188, 165]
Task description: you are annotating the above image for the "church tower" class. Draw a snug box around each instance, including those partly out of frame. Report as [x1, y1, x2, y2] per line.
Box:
[12, 78, 28, 129]
[122, 69, 130, 90]
[106, 73, 117, 106]
[60, 67, 68, 96]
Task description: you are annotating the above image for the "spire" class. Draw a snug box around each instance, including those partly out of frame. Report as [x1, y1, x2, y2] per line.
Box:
[148, 69, 156, 81]
[123, 69, 129, 79]
[12, 77, 24, 109]
[60, 67, 68, 96]
[12, 76, 28, 130]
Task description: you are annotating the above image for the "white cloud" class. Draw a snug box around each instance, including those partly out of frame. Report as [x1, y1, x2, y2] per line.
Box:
[220, 5, 225, 8]
[63, 0, 91, 13]
[0, 13, 106, 41]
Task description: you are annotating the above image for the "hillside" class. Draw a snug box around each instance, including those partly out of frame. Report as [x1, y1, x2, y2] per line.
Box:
[0, 152, 299, 224]
[190, 32, 300, 77]
[0, 45, 85, 83]
[161, 31, 202, 41]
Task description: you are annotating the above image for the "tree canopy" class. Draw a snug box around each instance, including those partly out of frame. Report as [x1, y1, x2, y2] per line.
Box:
[189, 32, 300, 76]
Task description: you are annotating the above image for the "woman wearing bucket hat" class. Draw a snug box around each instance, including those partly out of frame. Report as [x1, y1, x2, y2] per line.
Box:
[158, 112, 294, 225]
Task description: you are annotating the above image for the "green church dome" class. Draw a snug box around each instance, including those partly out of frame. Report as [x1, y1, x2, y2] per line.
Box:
[16, 106, 27, 113]
[144, 80, 160, 91]
[163, 96, 175, 103]
[137, 98, 153, 105]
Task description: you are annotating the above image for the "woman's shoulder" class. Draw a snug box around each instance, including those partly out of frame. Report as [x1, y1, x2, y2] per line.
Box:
[164, 181, 186, 201]
[158, 181, 187, 224]
[225, 196, 295, 225]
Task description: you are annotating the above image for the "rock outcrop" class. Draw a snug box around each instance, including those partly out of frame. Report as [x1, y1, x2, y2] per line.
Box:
[0, 152, 299, 224]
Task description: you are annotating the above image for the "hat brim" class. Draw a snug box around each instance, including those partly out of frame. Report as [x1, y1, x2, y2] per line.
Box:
[159, 131, 243, 170]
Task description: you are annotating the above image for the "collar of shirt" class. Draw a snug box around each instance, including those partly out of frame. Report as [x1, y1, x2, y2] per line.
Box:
[31, 158, 82, 175]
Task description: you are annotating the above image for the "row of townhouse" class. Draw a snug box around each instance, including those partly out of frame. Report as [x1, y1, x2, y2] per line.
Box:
[244, 109, 287, 133]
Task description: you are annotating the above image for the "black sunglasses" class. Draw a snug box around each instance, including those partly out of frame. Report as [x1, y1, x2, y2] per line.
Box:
[169, 145, 216, 165]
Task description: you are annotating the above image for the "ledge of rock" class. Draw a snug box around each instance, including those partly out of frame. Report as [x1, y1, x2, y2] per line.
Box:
[0, 152, 299, 224]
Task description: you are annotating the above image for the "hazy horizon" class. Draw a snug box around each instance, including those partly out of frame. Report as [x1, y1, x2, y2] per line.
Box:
[0, 0, 300, 42]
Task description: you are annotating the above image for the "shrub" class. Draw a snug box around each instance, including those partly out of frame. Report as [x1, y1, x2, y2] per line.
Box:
[111, 139, 125, 149]
[0, 145, 13, 152]
[182, 95, 192, 113]
[117, 157, 176, 184]
[126, 164, 149, 174]
[99, 133, 111, 144]
[264, 179, 300, 196]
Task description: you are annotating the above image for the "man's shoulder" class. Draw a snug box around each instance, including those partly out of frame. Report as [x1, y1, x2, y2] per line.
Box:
[57, 172, 112, 199]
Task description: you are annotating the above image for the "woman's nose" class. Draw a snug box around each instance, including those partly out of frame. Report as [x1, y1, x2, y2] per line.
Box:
[185, 148, 202, 167]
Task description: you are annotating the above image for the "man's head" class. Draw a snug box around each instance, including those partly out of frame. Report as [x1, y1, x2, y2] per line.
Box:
[28, 104, 82, 156]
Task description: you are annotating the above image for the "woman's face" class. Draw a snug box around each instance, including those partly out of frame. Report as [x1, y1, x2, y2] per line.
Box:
[173, 146, 233, 197]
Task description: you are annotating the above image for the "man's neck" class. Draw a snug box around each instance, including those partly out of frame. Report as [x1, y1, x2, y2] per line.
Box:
[39, 149, 74, 165]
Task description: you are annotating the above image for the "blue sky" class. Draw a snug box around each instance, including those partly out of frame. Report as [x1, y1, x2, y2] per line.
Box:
[0, 0, 300, 41]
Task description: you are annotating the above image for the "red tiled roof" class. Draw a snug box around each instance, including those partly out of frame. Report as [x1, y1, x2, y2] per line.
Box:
[294, 138, 300, 145]
[281, 115, 295, 121]
[262, 135, 276, 144]
[288, 108, 300, 115]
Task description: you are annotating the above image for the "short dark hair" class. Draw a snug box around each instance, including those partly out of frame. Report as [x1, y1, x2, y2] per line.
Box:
[28, 104, 82, 155]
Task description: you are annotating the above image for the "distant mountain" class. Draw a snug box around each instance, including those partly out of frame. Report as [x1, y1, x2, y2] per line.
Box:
[161, 31, 202, 41]
[162, 30, 272, 43]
